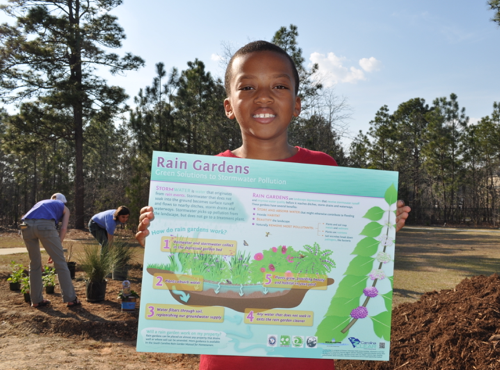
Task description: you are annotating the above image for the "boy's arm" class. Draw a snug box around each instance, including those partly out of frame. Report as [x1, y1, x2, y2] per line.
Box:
[135, 206, 154, 248]
[396, 200, 411, 232]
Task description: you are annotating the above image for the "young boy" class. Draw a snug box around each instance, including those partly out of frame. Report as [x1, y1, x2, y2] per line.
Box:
[136, 40, 411, 370]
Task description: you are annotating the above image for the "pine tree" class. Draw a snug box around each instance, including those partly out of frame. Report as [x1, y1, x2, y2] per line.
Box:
[0, 0, 144, 228]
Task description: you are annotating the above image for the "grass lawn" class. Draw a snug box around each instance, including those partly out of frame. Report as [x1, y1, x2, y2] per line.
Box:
[393, 226, 500, 306]
[2, 226, 499, 308]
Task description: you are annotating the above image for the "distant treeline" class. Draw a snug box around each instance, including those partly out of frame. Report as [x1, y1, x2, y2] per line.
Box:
[0, 1, 499, 229]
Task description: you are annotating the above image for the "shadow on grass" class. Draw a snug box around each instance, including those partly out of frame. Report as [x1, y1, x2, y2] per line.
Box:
[395, 227, 500, 278]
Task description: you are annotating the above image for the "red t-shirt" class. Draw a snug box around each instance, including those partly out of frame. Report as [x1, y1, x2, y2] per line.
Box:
[216, 147, 338, 167]
[200, 146, 337, 370]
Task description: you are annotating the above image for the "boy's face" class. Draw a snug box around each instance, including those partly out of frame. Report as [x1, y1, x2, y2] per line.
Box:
[224, 51, 301, 143]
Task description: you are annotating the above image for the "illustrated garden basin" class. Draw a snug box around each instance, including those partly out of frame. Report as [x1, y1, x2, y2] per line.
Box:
[147, 268, 334, 313]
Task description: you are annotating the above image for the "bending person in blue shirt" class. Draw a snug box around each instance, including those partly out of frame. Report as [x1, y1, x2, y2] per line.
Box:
[21, 193, 81, 308]
[88, 206, 130, 252]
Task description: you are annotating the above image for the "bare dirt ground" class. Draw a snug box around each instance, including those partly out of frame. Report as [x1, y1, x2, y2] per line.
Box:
[1, 226, 500, 369]
[0, 228, 200, 370]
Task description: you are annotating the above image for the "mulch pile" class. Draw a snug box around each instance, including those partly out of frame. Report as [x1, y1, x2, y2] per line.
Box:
[338, 274, 500, 370]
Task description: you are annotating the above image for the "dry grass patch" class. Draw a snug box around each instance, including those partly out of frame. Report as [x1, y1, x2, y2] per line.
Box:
[393, 226, 500, 306]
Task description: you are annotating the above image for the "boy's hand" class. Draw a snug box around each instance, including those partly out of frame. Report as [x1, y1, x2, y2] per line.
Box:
[135, 206, 155, 248]
[396, 200, 411, 232]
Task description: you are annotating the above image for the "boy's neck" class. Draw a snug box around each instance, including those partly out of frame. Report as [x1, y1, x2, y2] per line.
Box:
[232, 140, 298, 160]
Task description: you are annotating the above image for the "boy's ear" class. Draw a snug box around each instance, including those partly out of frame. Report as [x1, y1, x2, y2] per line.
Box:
[293, 96, 301, 117]
[224, 98, 235, 119]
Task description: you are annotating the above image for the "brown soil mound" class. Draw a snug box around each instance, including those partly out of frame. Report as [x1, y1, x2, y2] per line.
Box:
[338, 274, 500, 369]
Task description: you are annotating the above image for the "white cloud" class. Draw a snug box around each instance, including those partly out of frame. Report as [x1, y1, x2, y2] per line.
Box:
[309, 52, 381, 87]
[359, 57, 382, 72]
[211, 53, 222, 62]
[468, 117, 480, 126]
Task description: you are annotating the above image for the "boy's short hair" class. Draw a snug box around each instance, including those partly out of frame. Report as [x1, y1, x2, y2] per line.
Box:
[113, 206, 130, 221]
[224, 40, 300, 96]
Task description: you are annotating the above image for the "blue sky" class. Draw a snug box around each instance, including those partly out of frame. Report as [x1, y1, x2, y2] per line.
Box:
[1, 1, 499, 147]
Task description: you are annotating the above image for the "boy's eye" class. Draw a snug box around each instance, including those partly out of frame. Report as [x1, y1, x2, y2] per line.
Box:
[274, 85, 289, 90]
[239, 86, 254, 91]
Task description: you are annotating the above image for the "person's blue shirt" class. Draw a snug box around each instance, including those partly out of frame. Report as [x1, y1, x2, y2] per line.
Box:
[22, 199, 64, 225]
[91, 209, 122, 235]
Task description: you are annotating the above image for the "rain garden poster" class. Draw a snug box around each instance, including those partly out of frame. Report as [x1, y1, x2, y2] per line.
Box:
[137, 151, 399, 361]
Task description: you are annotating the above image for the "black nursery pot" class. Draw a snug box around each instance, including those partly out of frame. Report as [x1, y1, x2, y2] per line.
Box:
[85, 280, 107, 302]
[9, 282, 20, 291]
[45, 285, 55, 294]
[67, 262, 76, 279]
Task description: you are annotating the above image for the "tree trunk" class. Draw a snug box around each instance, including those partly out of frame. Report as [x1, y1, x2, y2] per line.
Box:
[74, 104, 85, 229]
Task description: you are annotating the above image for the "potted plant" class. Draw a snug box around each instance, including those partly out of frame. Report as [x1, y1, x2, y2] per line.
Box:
[20, 275, 31, 303]
[7, 261, 25, 291]
[78, 242, 114, 302]
[110, 242, 134, 281]
[65, 242, 76, 279]
[42, 266, 56, 294]
[117, 289, 140, 311]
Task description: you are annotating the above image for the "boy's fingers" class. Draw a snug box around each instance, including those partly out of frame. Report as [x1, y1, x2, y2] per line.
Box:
[395, 200, 411, 232]
[139, 211, 154, 223]
[135, 230, 149, 248]
[136, 206, 154, 248]
[140, 206, 153, 214]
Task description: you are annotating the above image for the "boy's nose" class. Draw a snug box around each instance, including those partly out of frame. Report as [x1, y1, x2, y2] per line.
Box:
[254, 89, 273, 104]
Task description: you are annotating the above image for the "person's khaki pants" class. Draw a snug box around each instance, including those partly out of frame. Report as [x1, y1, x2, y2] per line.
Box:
[22, 219, 77, 304]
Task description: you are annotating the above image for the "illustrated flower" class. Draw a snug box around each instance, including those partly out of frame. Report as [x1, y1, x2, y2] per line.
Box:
[254, 252, 264, 261]
[377, 235, 394, 248]
[363, 286, 379, 298]
[260, 267, 266, 273]
[350, 306, 368, 319]
[269, 264, 276, 272]
[286, 255, 294, 263]
[376, 252, 392, 264]
[272, 247, 277, 252]
[281, 246, 287, 254]
[285, 271, 293, 277]
[369, 269, 386, 280]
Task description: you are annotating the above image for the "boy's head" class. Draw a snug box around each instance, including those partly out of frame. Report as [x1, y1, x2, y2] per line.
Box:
[223, 41, 301, 145]
[224, 40, 300, 96]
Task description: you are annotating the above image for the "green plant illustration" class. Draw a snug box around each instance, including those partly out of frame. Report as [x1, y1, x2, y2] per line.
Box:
[248, 245, 300, 283]
[228, 251, 251, 285]
[316, 184, 397, 343]
[295, 242, 336, 274]
[147, 242, 335, 287]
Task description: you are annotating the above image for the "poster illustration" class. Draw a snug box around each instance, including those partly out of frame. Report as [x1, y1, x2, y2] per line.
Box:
[136, 151, 399, 361]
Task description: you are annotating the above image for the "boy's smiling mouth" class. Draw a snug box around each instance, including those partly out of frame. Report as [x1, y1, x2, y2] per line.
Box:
[252, 112, 276, 124]
[253, 113, 276, 118]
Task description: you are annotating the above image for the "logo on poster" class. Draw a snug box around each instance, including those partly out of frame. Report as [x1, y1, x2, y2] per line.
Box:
[267, 335, 277, 347]
[292, 336, 304, 348]
[280, 335, 291, 347]
[306, 336, 317, 348]
[348, 337, 377, 349]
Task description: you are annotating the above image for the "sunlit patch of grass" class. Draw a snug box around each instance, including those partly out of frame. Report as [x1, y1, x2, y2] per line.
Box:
[0, 234, 25, 248]
[393, 227, 500, 307]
